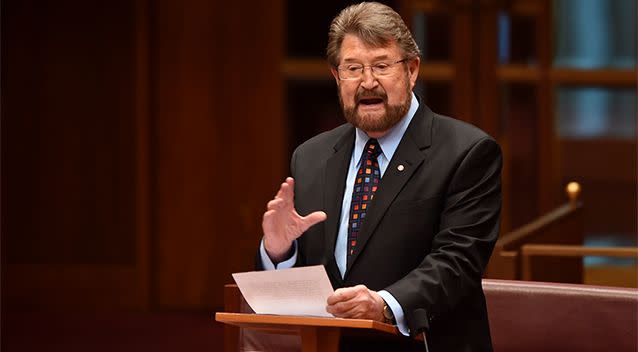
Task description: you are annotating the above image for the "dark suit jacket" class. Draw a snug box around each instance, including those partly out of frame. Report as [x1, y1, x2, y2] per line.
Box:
[260, 98, 501, 351]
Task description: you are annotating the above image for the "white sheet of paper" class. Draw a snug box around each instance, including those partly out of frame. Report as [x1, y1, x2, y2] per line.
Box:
[232, 265, 335, 317]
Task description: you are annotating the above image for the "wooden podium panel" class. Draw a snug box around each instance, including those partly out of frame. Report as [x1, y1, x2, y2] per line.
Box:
[215, 312, 401, 352]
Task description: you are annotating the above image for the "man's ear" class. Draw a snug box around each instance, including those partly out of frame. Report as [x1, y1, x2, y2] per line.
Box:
[408, 57, 420, 88]
[330, 67, 341, 86]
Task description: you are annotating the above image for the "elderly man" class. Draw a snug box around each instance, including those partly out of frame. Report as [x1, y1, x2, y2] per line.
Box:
[259, 2, 501, 351]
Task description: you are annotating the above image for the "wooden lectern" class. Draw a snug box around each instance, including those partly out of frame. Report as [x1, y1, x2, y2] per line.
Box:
[215, 312, 404, 352]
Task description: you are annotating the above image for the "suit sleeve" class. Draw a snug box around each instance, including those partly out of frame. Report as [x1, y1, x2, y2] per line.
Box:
[385, 137, 502, 335]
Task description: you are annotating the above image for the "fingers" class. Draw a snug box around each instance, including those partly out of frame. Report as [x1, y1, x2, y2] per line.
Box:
[279, 177, 294, 200]
[262, 209, 277, 222]
[300, 211, 327, 231]
[266, 198, 282, 210]
[327, 286, 361, 305]
[264, 178, 325, 243]
[272, 177, 295, 205]
[326, 299, 360, 317]
[326, 285, 383, 320]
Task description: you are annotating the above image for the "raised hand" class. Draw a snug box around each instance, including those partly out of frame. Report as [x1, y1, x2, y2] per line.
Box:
[326, 284, 385, 321]
[262, 177, 327, 263]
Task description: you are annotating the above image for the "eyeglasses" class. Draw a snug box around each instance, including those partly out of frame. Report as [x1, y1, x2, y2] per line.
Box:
[337, 58, 408, 80]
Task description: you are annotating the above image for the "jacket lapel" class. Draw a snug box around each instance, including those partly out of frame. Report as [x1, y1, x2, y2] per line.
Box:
[346, 104, 434, 274]
[323, 126, 355, 286]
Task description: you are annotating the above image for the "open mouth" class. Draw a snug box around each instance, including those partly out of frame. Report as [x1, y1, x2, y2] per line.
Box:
[358, 97, 384, 105]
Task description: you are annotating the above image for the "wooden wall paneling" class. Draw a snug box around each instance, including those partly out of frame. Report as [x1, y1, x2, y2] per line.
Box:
[2, 0, 150, 310]
[477, 2, 499, 138]
[152, 0, 225, 310]
[477, 1, 511, 231]
[215, 0, 285, 303]
[152, 0, 285, 310]
[5, 266, 145, 310]
[560, 139, 637, 235]
[487, 1, 543, 232]
[396, 0, 415, 29]
[134, 0, 152, 312]
[503, 84, 541, 228]
[559, 140, 637, 183]
[538, 0, 562, 212]
[451, 0, 475, 122]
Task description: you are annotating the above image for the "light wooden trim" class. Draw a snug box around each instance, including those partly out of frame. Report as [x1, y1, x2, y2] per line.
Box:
[496, 66, 638, 86]
[496, 65, 541, 82]
[521, 244, 638, 280]
[281, 59, 332, 80]
[550, 68, 637, 86]
[216, 312, 398, 335]
[522, 244, 638, 258]
[419, 62, 455, 81]
[217, 312, 404, 352]
[501, 250, 518, 259]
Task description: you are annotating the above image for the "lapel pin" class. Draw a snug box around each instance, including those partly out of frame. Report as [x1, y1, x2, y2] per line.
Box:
[397, 164, 405, 171]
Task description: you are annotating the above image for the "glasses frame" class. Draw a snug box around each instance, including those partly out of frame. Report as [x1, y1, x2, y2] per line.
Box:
[336, 58, 408, 81]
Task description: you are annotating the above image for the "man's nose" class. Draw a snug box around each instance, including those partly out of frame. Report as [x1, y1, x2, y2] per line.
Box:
[360, 67, 379, 89]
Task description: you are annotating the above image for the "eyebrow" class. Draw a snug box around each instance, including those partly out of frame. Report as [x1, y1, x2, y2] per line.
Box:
[342, 54, 392, 63]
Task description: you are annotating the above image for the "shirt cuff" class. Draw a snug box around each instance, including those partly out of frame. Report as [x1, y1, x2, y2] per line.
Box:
[259, 239, 298, 270]
[378, 290, 409, 336]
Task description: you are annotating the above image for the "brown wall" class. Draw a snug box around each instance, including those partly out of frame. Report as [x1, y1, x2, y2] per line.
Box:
[2, 0, 285, 314]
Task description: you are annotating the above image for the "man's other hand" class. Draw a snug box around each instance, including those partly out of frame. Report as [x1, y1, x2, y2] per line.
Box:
[326, 284, 385, 321]
[262, 177, 327, 263]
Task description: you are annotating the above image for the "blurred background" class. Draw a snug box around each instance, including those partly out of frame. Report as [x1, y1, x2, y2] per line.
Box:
[2, 0, 636, 350]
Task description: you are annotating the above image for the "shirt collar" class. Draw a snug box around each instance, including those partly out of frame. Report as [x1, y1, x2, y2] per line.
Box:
[353, 92, 419, 165]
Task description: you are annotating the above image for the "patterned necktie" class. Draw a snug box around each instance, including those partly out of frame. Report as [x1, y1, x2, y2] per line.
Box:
[347, 138, 382, 263]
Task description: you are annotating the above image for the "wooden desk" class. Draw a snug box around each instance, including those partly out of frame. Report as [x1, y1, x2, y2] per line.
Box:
[216, 312, 401, 352]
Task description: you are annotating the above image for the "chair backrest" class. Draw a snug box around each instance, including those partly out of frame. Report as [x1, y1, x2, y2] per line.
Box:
[483, 279, 638, 352]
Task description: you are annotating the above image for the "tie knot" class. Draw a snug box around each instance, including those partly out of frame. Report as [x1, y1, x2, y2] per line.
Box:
[365, 138, 382, 159]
